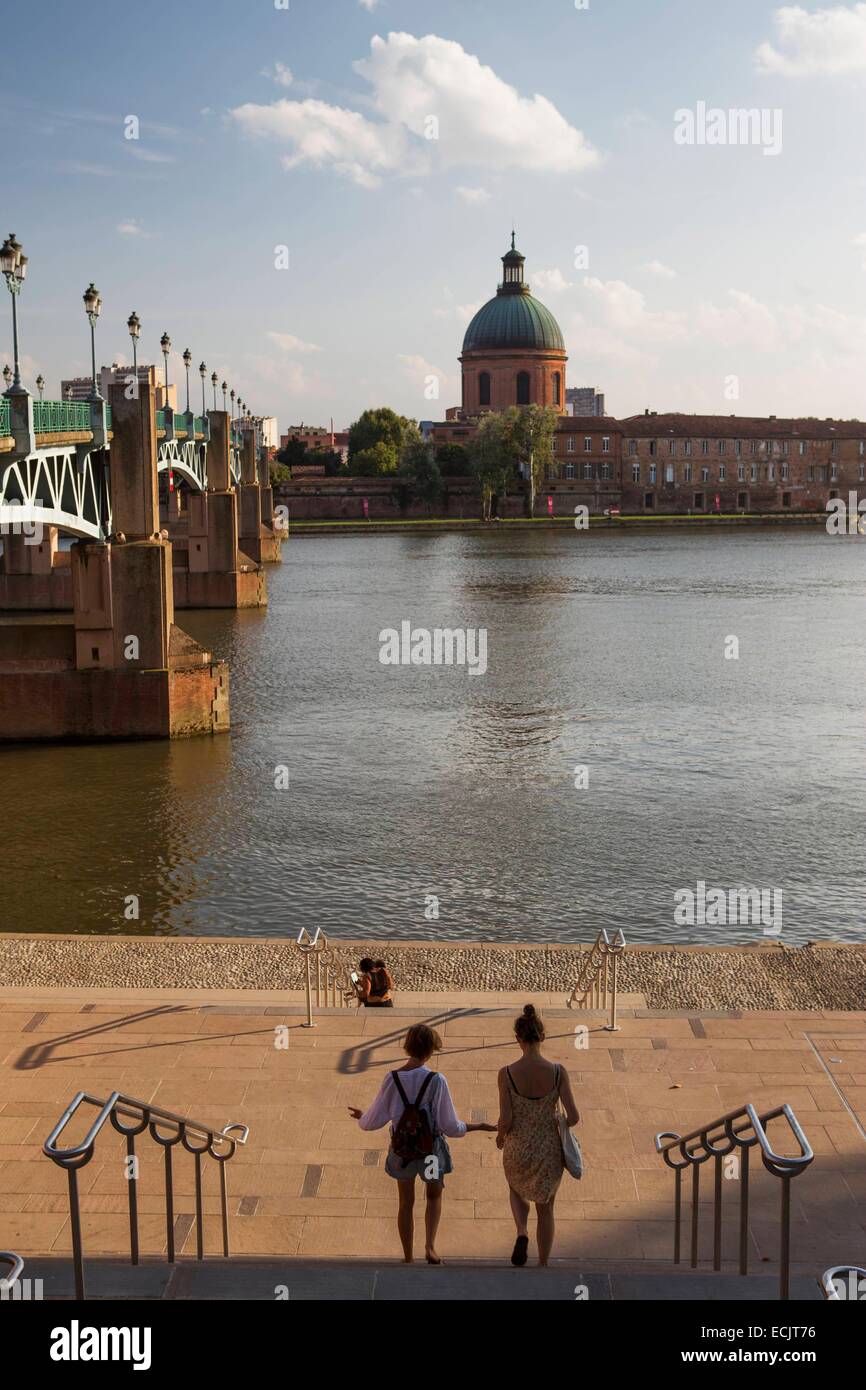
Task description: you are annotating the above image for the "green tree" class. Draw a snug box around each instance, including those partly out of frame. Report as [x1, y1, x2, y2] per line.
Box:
[352, 440, 399, 476]
[348, 407, 416, 462]
[510, 404, 559, 517]
[397, 437, 442, 514]
[275, 436, 310, 473]
[468, 411, 519, 520]
[435, 442, 470, 477]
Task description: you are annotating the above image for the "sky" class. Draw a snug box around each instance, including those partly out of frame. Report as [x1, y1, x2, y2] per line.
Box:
[5, 0, 866, 430]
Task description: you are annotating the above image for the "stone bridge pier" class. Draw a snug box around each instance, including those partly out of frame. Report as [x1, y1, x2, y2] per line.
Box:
[239, 433, 283, 564]
[0, 382, 229, 740]
[168, 412, 268, 608]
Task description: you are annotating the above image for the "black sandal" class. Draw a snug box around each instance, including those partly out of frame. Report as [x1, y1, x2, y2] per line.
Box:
[511, 1235, 529, 1267]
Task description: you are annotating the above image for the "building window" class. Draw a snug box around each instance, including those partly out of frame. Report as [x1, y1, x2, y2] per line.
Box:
[565, 462, 574, 480]
[782, 491, 792, 507]
[718, 440, 725, 455]
[860, 463, 865, 482]
[750, 463, 757, 481]
[583, 463, 593, 480]
[701, 466, 709, 482]
[781, 462, 789, 481]
[860, 441, 865, 457]
[750, 441, 757, 455]
[819, 464, 828, 482]
[567, 436, 575, 453]
[719, 464, 726, 481]
[516, 371, 530, 405]
[584, 436, 592, 453]
[831, 463, 838, 481]
[799, 441, 806, 456]
[738, 492, 748, 509]
[644, 492, 655, 510]
[738, 463, 745, 481]
[769, 463, 776, 481]
[684, 440, 692, 456]
[684, 462, 692, 482]
[602, 436, 610, 453]
[781, 440, 788, 455]
[649, 440, 657, 456]
[552, 371, 561, 406]
[669, 440, 676, 455]
[601, 462, 612, 480]
[808, 465, 814, 482]
[628, 439, 638, 456]
[665, 463, 675, 483]
[831, 440, 838, 455]
[694, 493, 705, 509]
[632, 463, 640, 483]
[701, 439, 709, 455]
[478, 371, 491, 406]
[649, 464, 657, 483]
[734, 440, 741, 456]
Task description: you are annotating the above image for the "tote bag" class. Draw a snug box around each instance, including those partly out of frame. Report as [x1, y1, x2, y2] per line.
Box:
[555, 1065, 583, 1179]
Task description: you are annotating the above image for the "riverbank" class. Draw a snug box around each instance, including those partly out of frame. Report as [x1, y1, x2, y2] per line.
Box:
[2, 935, 865, 1010]
[287, 513, 828, 536]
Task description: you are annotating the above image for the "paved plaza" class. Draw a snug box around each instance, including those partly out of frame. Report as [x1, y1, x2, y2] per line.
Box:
[1, 986, 864, 1284]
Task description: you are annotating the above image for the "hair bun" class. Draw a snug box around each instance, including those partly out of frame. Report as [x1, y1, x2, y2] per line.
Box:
[523, 1004, 536, 1017]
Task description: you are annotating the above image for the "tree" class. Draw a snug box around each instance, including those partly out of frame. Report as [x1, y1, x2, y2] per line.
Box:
[309, 447, 344, 477]
[510, 404, 559, 517]
[275, 436, 310, 473]
[352, 440, 399, 476]
[435, 442, 470, 477]
[348, 407, 416, 462]
[398, 437, 442, 514]
[468, 411, 519, 520]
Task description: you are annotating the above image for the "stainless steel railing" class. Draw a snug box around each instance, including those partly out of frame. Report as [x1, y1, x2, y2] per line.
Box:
[655, 1102, 813, 1300]
[0, 1252, 23, 1292]
[566, 928, 626, 1031]
[44, 1091, 249, 1301]
[820, 1266, 866, 1300]
[295, 927, 353, 1025]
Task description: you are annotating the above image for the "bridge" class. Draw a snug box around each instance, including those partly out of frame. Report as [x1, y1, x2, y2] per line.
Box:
[0, 256, 286, 740]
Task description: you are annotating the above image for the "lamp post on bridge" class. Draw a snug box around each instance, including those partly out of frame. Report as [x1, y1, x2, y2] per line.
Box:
[82, 283, 103, 401]
[230, 388, 236, 427]
[221, 380, 227, 411]
[199, 362, 207, 417]
[2, 365, 11, 392]
[182, 347, 192, 413]
[1, 233, 28, 395]
[211, 371, 218, 410]
[127, 311, 141, 383]
[160, 332, 171, 411]
[36, 374, 44, 401]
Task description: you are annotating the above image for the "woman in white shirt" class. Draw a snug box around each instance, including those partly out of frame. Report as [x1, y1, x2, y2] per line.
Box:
[348, 1023, 493, 1264]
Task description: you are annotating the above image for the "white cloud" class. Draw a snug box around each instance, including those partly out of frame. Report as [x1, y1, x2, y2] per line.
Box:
[126, 147, 175, 164]
[230, 31, 598, 187]
[694, 291, 782, 350]
[455, 185, 490, 204]
[267, 331, 323, 354]
[262, 62, 294, 88]
[638, 259, 677, 280]
[580, 277, 689, 347]
[755, 4, 866, 75]
[433, 302, 482, 323]
[397, 352, 458, 404]
[359, 0, 382, 9]
[116, 219, 155, 238]
[532, 268, 573, 294]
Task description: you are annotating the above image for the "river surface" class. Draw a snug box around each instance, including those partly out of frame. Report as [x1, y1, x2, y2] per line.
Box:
[3, 527, 864, 946]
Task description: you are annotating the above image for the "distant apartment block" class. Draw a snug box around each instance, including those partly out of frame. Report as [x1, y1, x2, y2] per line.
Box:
[566, 386, 605, 417]
[61, 364, 176, 411]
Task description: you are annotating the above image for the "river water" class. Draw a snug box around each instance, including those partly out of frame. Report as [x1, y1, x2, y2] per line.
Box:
[3, 527, 864, 946]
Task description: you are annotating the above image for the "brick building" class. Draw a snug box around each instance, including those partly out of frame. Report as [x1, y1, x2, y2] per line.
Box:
[428, 235, 866, 516]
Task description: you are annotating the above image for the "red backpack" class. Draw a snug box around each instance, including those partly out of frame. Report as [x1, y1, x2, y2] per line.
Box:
[390, 1071, 436, 1166]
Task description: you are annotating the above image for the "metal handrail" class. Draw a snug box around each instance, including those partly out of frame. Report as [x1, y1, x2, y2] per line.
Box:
[44, 1091, 249, 1301]
[0, 1252, 23, 1291]
[295, 927, 349, 1025]
[655, 1102, 813, 1300]
[820, 1266, 866, 1301]
[566, 928, 625, 1031]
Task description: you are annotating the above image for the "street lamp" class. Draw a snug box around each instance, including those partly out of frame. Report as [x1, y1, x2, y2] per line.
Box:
[211, 370, 218, 410]
[182, 347, 192, 413]
[199, 362, 207, 416]
[65, 385, 73, 401]
[2, 364, 11, 391]
[82, 282, 102, 401]
[160, 332, 171, 409]
[127, 311, 141, 379]
[230, 388, 235, 425]
[221, 380, 227, 411]
[36, 374, 44, 401]
[1, 233, 28, 394]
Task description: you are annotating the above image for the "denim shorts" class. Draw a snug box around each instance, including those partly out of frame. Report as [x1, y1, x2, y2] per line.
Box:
[384, 1133, 453, 1184]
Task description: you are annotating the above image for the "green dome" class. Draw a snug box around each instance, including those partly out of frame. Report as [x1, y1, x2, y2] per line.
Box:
[462, 290, 565, 354]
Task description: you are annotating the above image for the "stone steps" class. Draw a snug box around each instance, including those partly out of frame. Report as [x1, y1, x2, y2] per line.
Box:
[20, 1256, 822, 1302]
